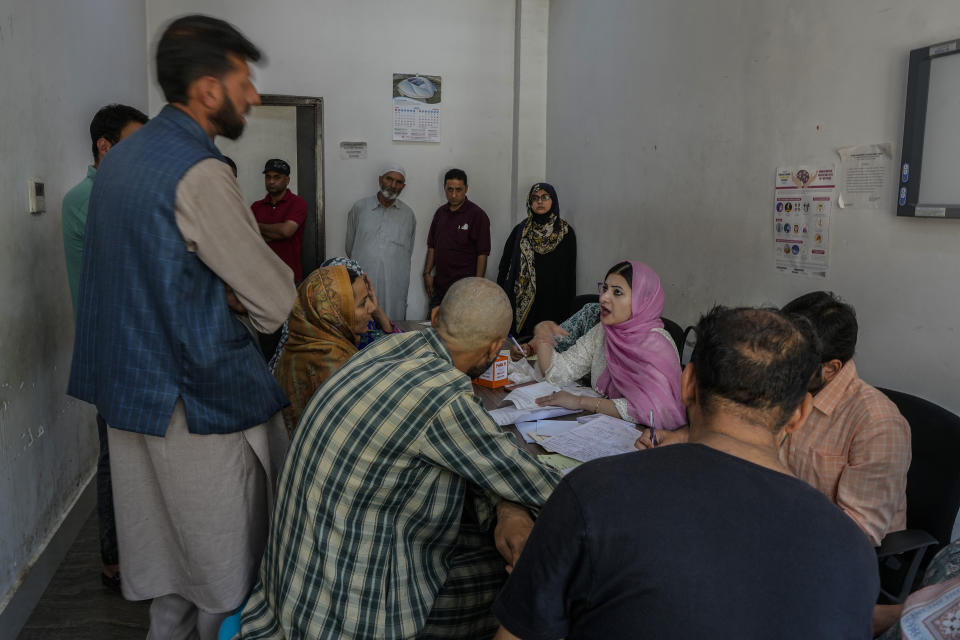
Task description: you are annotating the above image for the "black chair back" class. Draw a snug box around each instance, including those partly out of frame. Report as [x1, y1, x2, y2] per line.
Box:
[679, 325, 697, 367]
[572, 294, 599, 313]
[659, 317, 685, 358]
[879, 388, 960, 548]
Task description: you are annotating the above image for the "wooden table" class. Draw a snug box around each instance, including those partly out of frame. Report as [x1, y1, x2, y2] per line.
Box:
[472, 383, 551, 457]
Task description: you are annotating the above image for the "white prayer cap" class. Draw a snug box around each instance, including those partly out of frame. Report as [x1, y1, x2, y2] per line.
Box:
[380, 163, 406, 179]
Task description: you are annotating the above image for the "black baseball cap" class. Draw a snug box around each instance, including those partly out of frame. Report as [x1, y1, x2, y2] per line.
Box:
[263, 159, 290, 175]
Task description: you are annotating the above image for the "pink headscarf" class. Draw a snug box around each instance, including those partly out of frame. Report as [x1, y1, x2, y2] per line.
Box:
[596, 261, 686, 429]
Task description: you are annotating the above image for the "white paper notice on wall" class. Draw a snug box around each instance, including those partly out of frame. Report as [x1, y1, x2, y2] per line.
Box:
[339, 142, 367, 159]
[837, 143, 892, 210]
[773, 165, 836, 278]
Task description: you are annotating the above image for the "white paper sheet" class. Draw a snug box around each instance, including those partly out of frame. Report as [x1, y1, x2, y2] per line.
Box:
[503, 382, 600, 411]
[838, 143, 892, 210]
[487, 406, 578, 427]
[502, 381, 561, 410]
[536, 420, 579, 437]
[540, 415, 641, 462]
[515, 421, 539, 443]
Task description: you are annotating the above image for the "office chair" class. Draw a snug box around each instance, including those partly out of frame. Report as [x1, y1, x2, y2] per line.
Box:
[659, 317, 685, 359]
[572, 293, 599, 312]
[876, 387, 960, 604]
[679, 325, 696, 368]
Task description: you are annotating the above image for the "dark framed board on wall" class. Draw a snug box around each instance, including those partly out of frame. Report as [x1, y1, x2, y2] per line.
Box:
[898, 38, 960, 218]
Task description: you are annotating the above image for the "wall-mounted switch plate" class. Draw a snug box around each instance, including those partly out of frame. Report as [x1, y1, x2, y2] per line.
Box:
[28, 179, 45, 214]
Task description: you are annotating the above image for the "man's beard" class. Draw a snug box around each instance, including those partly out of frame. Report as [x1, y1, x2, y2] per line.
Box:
[212, 95, 246, 140]
[466, 354, 499, 379]
[379, 187, 398, 201]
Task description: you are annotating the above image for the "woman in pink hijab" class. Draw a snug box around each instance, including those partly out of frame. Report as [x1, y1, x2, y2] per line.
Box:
[532, 260, 686, 429]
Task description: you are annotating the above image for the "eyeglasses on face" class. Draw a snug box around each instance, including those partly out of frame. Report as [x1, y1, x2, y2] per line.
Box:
[529, 193, 552, 203]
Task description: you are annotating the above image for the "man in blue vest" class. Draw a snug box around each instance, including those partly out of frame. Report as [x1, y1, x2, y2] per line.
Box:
[68, 15, 295, 639]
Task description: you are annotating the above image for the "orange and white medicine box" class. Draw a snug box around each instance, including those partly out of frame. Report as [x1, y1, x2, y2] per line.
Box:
[473, 352, 510, 388]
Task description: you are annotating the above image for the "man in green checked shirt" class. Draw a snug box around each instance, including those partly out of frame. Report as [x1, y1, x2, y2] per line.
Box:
[241, 278, 561, 639]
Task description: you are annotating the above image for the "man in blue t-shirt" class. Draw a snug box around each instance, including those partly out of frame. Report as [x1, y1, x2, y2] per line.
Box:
[493, 306, 879, 640]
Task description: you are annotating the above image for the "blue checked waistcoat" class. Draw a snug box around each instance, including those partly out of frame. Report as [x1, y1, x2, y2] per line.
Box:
[67, 105, 288, 436]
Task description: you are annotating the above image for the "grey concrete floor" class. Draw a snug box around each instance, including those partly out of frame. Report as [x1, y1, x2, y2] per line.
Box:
[17, 511, 149, 639]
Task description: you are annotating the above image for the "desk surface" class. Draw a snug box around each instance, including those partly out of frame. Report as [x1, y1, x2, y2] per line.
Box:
[393, 320, 563, 457]
[473, 383, 550, 457]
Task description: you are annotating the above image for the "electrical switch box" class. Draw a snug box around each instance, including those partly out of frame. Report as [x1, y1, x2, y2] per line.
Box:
[28, 179, 45, 214]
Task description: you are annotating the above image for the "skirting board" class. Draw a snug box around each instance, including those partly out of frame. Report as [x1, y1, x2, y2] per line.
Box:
[0, 474, 95, 640]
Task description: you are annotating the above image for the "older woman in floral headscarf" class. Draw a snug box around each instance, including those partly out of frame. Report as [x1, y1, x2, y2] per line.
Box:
[497, 182, 577, 337]
[274, 264, 376, 435]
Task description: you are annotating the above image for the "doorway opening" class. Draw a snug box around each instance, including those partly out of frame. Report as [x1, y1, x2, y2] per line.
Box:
[217, 95, 325, 277]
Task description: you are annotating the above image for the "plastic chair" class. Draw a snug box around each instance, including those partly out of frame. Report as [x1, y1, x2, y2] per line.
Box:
[876, 388, 960, 603]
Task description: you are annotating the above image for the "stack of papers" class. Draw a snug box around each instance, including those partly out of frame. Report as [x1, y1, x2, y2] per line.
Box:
[502, 381, 600, 411]
[502, 381, 562, 410]
[540, 414, 641, 463]
[488, 406, 578, 426]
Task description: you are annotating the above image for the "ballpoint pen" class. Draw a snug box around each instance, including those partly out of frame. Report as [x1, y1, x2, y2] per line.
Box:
[648, 410, 657, 448]
[508, 334, 527, 357]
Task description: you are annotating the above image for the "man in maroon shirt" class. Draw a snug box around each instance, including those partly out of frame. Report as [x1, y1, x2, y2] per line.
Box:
[423, 168, 491, 308]
[251, 158, 308, 282]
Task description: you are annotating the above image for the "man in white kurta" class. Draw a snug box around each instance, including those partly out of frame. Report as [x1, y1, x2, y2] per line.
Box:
[345, 164, 416, 320]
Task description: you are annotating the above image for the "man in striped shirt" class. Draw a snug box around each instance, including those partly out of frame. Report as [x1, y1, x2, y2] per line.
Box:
[779, 291, 911, 545]
[241, 277, 561, 639]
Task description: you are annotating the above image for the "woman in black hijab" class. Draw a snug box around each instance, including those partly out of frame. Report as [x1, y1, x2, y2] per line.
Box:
[497, 182, 577, 337]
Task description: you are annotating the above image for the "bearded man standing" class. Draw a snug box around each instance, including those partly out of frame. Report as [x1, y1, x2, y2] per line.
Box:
[345, 164, 416, 319]
[68, 15, 295, 639]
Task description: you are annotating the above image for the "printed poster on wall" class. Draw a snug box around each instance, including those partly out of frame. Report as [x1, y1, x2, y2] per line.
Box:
[773, 165, 836, 278]
[392, 73, 441, 143]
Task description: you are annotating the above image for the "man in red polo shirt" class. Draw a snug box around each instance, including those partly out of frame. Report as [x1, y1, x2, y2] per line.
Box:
[251, 158, 308, 282]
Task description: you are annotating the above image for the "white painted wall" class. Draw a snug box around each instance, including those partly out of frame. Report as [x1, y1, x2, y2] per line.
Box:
[547, 0, 960, 414]
[217, 104, 299, 206]
[0, 0, 148, 610]
[513, 0, 550, 222]
[147, 0, 533, 319]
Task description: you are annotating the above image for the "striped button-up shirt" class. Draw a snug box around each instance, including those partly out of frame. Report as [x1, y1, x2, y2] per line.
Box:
[241, 329, 560, 639]
[778, 360, 911, 545]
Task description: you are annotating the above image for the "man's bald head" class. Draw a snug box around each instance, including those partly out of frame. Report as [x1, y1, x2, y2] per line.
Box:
[435, 278, 512, 351]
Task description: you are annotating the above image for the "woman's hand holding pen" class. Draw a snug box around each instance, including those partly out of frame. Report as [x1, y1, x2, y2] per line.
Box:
[635, 425, 689, 450]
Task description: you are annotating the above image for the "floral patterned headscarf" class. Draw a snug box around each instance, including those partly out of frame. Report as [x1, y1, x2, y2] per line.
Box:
[274, 265, 359, 436]
[512, 183, 570, 332]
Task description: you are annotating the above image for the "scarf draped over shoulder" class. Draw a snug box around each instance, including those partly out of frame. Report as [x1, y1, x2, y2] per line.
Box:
[275, 265, 358, 435]
[510, 182, 570, 332]
[596, 261, 686, 429]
